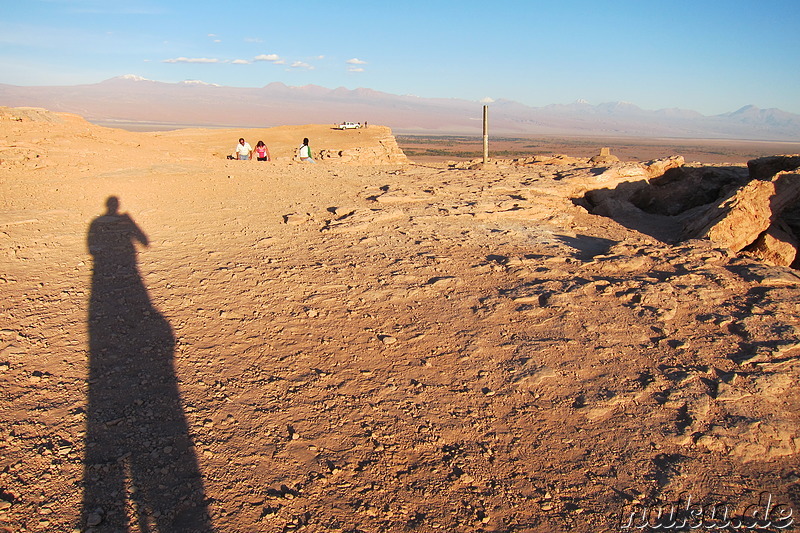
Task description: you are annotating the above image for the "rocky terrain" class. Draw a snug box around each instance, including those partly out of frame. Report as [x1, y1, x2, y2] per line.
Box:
[1, 107, 799, 532]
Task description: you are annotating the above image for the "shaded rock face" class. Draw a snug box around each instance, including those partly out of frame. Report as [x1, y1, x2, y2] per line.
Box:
[630, 165, 750, 216]
[781, 203, 800, 268]
[581, 157, 685, 210]
[582, 155, 800, 269]
[747, 154, 800, 181]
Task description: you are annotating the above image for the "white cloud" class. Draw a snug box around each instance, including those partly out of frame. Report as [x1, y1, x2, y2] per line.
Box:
[118, 74, 150, 81]
[348, 67, 365, 73]
[163, 57, 220, 64]
[245, 37, 264, 43]
[290, 61, 314, 70]
[347, 58, 367, 65]
[480, 97, 495, 103]
[232, 59, 250, 65]
[180, 80, 220, 87]
[254, 54, 282, 62]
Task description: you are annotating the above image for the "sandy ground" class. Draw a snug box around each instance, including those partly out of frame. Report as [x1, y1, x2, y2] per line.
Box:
[1, 109, 800, 532]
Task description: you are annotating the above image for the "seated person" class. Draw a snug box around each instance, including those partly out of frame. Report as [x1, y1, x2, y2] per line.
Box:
[254, 140, 271, 161]
[235, 138, 252, 160]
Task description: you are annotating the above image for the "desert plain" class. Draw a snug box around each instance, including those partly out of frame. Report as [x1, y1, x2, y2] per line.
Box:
[1, 107, 800, 532]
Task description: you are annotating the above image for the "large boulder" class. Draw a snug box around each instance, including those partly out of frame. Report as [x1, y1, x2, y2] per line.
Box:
[745, 219, 799, 267]
[682, 171, 800, 252]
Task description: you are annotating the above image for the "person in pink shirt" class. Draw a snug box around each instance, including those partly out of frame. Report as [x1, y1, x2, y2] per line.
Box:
[254, 140, 271, 161]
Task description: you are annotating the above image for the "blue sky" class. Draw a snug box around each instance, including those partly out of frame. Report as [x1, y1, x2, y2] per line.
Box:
[1, 0, 798, 115]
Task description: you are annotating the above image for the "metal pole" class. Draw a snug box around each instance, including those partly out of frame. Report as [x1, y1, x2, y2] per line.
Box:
[482, 105, 489, 165]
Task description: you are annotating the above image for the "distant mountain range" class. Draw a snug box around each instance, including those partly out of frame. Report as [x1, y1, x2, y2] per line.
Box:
[1, 75, 799, 140]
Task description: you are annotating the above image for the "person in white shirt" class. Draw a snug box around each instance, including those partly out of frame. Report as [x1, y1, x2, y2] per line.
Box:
[297, 138, 315, 163]
[235, 138, 252, 160]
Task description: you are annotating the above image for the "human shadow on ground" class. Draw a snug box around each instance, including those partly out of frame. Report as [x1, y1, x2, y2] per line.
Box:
[83, 196, 213, 532]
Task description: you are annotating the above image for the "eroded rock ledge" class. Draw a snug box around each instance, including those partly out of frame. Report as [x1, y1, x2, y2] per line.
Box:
[581, 154, 800, 268]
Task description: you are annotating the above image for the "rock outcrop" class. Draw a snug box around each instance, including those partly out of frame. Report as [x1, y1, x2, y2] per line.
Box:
[582, 154, 800, 269]
[0, 106, 66, 124]
[589, 147, 620, 165]
[682, 170, 800, 252]
[579, 157, 687, 223]
[317, 132, 408, 164]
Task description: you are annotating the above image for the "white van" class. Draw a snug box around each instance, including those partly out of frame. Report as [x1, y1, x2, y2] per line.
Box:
[337, 122, 361, 130]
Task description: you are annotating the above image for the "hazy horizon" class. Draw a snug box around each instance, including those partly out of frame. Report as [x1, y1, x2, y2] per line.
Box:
[5, 74, 797, 119]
